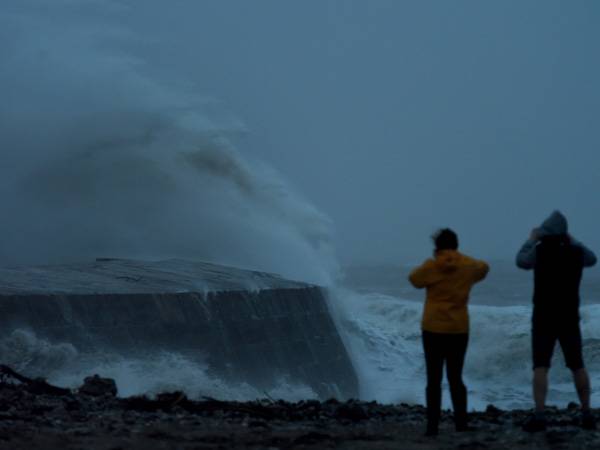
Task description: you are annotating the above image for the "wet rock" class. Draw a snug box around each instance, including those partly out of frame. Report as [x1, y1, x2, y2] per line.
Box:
[78, 375, 117, 397]
[334, 403, 368, 422]
[457, 441, 487, 449]
[0, 365, 70, 396]
[154, 391, 188, 411]
[4, 375, 600, 450]
[63, 397, 81, 411]
[546, 429, 580, 444]
[293, 432, 334, 445]
[248, 420, 270, 428]
[485, 404, 502, 416]
[567, 402, 579, 411]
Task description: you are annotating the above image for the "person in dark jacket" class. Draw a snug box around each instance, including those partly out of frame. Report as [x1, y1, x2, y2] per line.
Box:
[516, 210, 597, 431]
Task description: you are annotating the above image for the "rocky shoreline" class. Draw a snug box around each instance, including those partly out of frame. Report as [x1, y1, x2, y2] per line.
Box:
[1, 367, 599, 449]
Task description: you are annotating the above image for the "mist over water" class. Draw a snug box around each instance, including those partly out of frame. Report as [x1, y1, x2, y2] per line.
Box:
[0, 0, 337, 285]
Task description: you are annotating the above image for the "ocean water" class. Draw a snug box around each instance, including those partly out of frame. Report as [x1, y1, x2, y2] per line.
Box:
[331, 261, 600, 410]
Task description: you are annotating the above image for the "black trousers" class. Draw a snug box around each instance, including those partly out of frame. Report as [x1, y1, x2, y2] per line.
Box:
[422, 330, 469, 428]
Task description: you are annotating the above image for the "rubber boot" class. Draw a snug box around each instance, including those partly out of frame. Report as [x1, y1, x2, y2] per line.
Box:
[450, 382, 469, 431]
[425, 386, 441, 436]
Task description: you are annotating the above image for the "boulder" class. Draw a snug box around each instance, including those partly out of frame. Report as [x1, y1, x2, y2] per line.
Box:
[79, 375, 117, 397]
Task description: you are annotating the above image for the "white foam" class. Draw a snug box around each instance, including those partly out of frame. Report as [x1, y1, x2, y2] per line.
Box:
[0, 330, 317, 402]
[329, 287, 600, 410]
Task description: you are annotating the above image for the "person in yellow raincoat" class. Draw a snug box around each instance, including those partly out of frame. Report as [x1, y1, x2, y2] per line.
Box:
[409, 228, 489, 436]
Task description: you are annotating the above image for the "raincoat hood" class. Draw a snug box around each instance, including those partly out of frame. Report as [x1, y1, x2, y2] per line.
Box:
[435, 249, 460, 273]
[539, 210, 568, 237]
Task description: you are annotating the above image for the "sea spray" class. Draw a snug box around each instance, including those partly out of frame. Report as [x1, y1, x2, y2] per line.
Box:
[326, 288, 425, 404]
[0, 0, 338, 285]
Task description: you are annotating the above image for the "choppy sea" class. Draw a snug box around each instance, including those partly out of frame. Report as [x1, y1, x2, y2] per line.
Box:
[334, 260, 600, 410]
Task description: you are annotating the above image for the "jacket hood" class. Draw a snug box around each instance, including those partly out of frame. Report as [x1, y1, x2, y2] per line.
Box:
[435, 249, 460, 273]
[539, 210, 568, 237]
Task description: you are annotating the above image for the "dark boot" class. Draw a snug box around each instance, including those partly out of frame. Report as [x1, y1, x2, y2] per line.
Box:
[522, 412, 547, 432]
[581, 410, 597, 430]
[425, 386, 441, 436]
[425, 422, 439, 437]
[449, 381, 469, 431]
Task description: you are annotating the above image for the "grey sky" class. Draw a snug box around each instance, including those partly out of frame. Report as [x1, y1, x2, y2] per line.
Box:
[122, 1, 600, 264]
[3, 1, 600, 272]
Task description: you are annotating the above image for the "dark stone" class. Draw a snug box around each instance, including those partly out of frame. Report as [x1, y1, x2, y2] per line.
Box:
[63, 398, 81, 411]
[293, 432, 333, 445]
[78, 375, 117, 397]
[485, 404, 503, 417]
[155, 391, 187, 406]
[0, 365, 70, 396]
[457, 441, 487, 449]
[334, 403, 368, 422]
[247, 420, 270, 428]
[546, 430, 579, 444]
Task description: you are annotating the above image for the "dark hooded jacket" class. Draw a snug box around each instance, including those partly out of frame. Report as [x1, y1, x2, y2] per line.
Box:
[516, 211, 597, 326]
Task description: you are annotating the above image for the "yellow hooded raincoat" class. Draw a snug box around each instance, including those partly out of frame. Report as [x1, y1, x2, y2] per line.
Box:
[409, 250, 489, 334]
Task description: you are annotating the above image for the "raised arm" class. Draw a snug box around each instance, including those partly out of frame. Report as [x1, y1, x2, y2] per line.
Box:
[582, 246, 598, 267]
[516, 239, 537, 270]
[570, 237, 597, 268]
[409, 259, 435, 289]
[472, 259, 490, 283]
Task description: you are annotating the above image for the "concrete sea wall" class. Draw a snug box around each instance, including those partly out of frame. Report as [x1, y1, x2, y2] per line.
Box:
[0, 259, 358, 399]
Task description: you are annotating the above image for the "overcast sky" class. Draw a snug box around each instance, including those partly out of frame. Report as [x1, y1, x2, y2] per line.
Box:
[4, 1, 600, 268]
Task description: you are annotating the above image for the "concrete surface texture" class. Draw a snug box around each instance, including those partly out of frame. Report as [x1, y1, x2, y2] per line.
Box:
[0, 259, 358, 399]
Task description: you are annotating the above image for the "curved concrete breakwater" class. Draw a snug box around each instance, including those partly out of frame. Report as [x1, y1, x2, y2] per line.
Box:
[0, 258, 358, 399]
